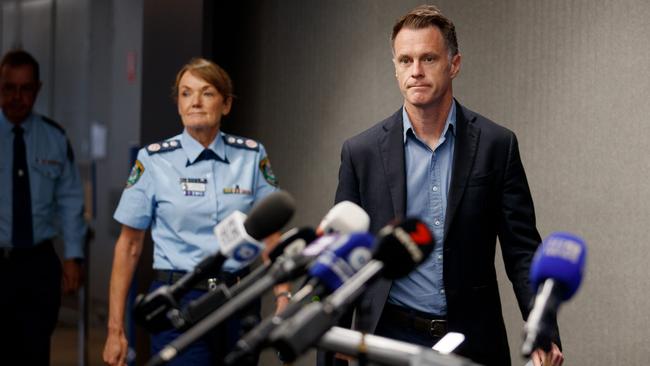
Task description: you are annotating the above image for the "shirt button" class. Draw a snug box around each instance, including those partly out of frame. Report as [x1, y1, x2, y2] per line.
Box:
[437, 254, 443, 260]
[432, 186, 438, 192]
[434, 220, 441, 226]
[440, 289, 445, 294]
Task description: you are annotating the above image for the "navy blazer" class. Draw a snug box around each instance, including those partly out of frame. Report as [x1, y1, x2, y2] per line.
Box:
[335, 101, 553, 366]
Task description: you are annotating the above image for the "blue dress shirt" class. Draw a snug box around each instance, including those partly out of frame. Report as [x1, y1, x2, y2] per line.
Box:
[387, 103, 456, 316]
[0, 112, 87, 258]
[113, 129, 278, 272]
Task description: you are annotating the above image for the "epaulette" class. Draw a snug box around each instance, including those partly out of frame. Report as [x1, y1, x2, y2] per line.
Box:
[146, 139, 182, 155]
[42, 116, 66, 135]
[42, 116, 74, 162]
[223, 133, 259, 151]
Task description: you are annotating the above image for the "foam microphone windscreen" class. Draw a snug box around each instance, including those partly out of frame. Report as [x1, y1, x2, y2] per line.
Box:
[317, 201, 370, 235]
[243, 190, 296, 240]
[308, 233, 375, 291]
[530, 232, 587, 300]
[373, 218, 435, 279]
[268, 227, 317, 263]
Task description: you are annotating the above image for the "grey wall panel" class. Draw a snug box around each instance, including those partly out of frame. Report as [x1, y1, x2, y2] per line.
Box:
[52, 0, 91, 159]
[140, 0, 204, 145]
[1, 0, 55, 125]
[92, 0, 144, 310]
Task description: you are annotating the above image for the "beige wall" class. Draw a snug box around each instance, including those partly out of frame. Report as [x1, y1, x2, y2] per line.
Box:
[229, 1, 650, 365]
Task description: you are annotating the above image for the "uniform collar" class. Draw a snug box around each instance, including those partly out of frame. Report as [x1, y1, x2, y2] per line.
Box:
[181, 129, 228, 164]
[0, 111, 34, 135]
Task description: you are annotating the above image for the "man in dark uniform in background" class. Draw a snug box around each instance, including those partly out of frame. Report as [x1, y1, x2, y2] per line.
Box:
[0, 50, 86, 365]
[335, 5, 562, 366]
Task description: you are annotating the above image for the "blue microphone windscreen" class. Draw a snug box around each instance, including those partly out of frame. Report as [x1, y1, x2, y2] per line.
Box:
[308, 233, 374, 292]
[530, 232, 587, 300]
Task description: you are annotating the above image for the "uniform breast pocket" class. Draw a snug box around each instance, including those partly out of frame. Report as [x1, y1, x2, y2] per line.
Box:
[220, 191, 255, 214]
[34, 162, 63, 179]
[32, 161, 63, 199]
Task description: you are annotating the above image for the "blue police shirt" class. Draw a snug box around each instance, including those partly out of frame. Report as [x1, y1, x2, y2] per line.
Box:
[387, 103, 456, 316]
[113, 129, 278, 272]
[0, 112, 87, 258]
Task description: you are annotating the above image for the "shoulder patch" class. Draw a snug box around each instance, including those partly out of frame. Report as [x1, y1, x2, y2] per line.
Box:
[126, 159, 145, 188]
[41, 116, 66, 135]
[223, 134, 259, 151]
[259, 157, 278, 187]
[146, 139, 182, 155]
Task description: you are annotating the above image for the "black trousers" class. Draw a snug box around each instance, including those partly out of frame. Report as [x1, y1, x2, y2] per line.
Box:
[0, 241, 62, 365]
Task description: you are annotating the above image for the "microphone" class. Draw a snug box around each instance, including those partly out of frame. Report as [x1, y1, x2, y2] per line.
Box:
[521, 232, 587, 356]
[147, 233, 375, 366]
[133, 190, 295, 332]
[168, 227, 317, 329]
[170, 201, 369, 332]
[269, 218, 435, 362]
[318, 326, 482, 366]
[317, 201, 370, 235]
[224, 233, 376, 365]
[268, 227, 317, 262]
[213, 190, 296, 266]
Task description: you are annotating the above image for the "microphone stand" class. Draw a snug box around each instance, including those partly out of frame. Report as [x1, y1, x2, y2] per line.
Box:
[318, 327, 483, 366]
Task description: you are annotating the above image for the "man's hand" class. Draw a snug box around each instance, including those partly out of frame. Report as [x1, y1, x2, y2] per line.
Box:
[62, 258, 83, 294]
[103, 327, 129, 366]
[531, 343, 563, 366]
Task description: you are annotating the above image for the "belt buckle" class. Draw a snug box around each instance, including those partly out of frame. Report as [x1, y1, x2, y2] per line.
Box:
[207, 278, 218, 291]
[430, 319, 447, 338]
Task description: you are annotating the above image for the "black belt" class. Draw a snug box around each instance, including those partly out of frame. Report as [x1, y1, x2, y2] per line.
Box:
[0, 239, 54, 260]
[154, 269, 241, 292]
[381, 303, 448, 338]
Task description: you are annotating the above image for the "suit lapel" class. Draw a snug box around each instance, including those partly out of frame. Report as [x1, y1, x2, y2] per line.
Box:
[379, 109, 406, 220]
[444, 103, 480, 237]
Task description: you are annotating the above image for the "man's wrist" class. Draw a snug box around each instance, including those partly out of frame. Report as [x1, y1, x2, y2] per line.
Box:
[107, 324, 125, 335]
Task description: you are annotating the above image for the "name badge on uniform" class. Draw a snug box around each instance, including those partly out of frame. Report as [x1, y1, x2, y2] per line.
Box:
[180, 178, 207, 196]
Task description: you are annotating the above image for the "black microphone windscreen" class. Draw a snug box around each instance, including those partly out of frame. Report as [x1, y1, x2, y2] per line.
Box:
[268, 227, 317, 262]
[244, 190, 296, 240]
[373, 217, 435, 279]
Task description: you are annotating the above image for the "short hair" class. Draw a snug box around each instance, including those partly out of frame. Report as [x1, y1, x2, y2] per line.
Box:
[391, 5, 459, 57]
[172, 58, 234, 101]
[0, 49, 40, 82]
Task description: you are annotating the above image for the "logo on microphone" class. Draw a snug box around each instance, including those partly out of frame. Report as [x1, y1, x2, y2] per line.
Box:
[232, 243, 261, 262]
[542, 237, 583, 263]
[411, 222, 433, 245]
[347, 247, 372, 270]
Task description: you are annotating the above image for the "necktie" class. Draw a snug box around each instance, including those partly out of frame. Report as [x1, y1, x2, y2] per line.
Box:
[12, 125, 34, 247]
[188, 149, 220, 166]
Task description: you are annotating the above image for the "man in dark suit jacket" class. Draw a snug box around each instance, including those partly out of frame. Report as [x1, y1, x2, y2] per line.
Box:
[334, 5, 562, 366]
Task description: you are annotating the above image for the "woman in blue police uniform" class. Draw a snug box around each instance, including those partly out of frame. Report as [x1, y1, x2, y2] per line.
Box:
[103, 58, 279, 366]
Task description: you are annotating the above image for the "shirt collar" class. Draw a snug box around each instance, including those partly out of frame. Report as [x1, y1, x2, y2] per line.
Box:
[402, 102, 456, 143]
[0, 111, 34, 135]
[181, 129, 227, 164]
